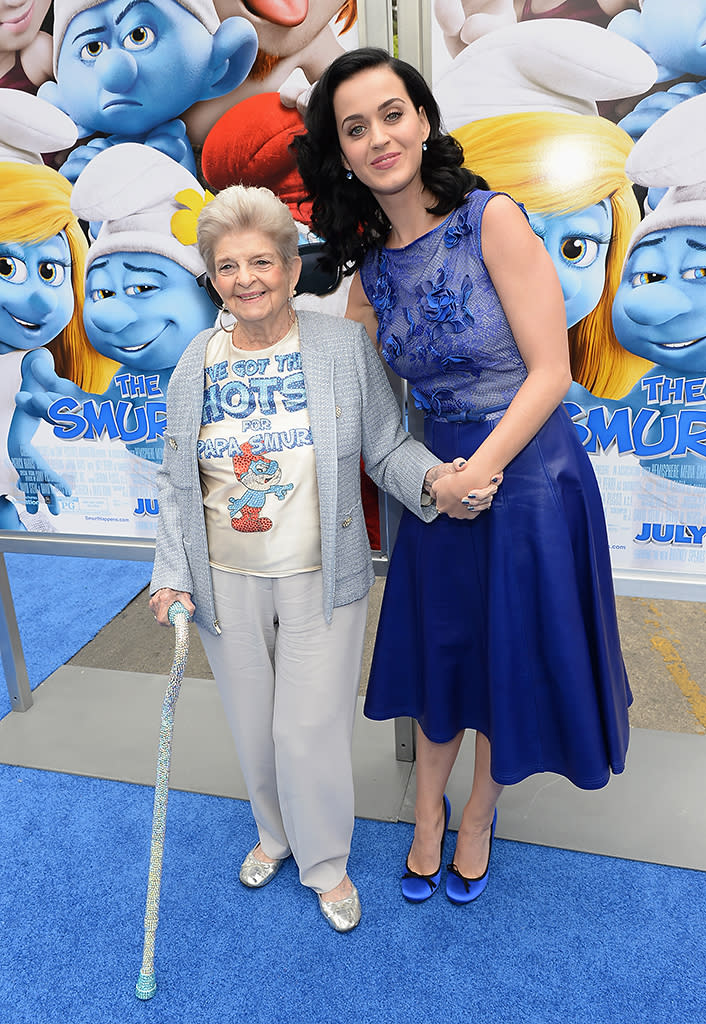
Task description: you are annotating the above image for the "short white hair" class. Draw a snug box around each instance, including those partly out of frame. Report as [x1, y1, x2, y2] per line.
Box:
[197, 184, 299, 278]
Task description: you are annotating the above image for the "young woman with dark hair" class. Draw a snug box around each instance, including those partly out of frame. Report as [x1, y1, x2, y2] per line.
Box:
[294, 47, 630, 908]
[294, 46, 488, 273]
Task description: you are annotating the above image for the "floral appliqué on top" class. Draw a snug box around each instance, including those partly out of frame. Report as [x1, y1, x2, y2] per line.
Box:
[360, 190, 528, 419]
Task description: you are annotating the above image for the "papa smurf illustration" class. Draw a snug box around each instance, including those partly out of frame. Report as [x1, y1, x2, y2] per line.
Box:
[226, 442, 292, 533]
[434, 18, 657, 398]
[38, 0, 258, 180]
[0, 90, 116, 531]
[16, 143, 218, 526]
[568, 92, 706, 494]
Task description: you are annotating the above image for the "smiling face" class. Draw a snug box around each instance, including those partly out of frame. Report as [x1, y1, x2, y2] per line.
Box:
[612, 225, 706, 373]
[333, 64, 430, 203]
[212, 229, 301, 339]
[83, 252, 215, 369]
[0, 0, 51, 54]
[0, 233, 74, 353]
[56, 0, 213, 135]
[529, 200, 613, 329]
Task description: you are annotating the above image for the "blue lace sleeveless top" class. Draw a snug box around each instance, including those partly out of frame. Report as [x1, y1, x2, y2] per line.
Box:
[360, 190, 528, 420]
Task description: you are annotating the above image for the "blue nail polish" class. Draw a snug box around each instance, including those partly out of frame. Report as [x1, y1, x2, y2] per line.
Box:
[491, 476, 499, 483]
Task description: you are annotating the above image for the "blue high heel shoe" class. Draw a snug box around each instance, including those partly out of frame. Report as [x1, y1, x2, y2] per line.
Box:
[446, 807, 497, 905]
[401, 794, 451, 903]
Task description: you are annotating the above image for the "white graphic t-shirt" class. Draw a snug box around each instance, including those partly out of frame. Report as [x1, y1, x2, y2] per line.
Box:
[198, 321, 321, 576]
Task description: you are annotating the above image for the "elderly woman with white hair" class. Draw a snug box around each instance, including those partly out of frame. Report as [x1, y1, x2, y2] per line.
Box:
[149, 184, 498, 931]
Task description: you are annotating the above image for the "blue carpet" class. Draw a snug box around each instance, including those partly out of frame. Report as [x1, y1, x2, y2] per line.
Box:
[0, 764, 703, 1024]
[0, 553, 152, 719]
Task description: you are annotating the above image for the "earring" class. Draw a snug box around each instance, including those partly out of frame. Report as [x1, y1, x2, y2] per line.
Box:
[346, 170, 353, 180]
[422, 142, 428, 152]
[219, 305, 237, 332]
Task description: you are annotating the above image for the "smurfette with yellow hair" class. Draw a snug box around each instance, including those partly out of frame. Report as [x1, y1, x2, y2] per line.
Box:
[436, 18, 658, 399]
[0, 91, 117, 529]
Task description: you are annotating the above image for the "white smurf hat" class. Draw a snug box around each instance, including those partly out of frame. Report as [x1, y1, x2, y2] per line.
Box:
[625, 92, 706, 251]
[52, 0, 221, 75]
[70, 143, 208, 277]
[435, 18, 657, 132]
[0, 89, 77, 164]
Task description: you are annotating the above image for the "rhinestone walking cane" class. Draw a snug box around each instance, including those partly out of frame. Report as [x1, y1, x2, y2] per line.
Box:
[135, 601, 190, 1000]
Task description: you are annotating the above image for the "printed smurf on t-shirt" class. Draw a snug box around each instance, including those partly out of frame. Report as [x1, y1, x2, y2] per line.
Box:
[227, 442, 293, 533]
[198, 322, 322, 576]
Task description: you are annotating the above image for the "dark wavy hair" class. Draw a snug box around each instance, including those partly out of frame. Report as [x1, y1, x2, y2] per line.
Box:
[292, 47, 487, 274]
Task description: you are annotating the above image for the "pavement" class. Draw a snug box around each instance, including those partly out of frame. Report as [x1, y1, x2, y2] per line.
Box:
[1, 579, 705, 871]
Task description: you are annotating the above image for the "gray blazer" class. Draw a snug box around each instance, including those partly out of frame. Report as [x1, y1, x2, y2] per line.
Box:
[150, 310, 439, 634]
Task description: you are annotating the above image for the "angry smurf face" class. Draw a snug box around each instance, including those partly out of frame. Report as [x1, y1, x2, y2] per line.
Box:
[612, 225, 706, 373]
[528, 200, 613, 329]
[83, 251, 215, 369]
[0, 233, 74, 353]
[53, 0, 216, 135]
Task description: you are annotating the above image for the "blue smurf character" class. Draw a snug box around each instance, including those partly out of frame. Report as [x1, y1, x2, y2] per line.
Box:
[0, 91, 116, 530]
[38, 0, 257, 181]
[610, 0, 706, 144]
[567, 93, 706, 489]
[228, 443, 292, 533]
[436, 19, 657, 399]
[17, 144, 217, 479]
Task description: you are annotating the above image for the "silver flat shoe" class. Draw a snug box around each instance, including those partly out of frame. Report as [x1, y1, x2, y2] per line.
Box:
[239, 845, 284, 888]
[318, 883, 361, 933]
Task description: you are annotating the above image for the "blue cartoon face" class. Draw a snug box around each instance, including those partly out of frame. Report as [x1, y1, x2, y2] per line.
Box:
[612, 225, 706, 372]
[83, 252, 215, 369]
[610, 0, 706, 80]
[528, 200, 613, 329]
[54, 0, 217, 135]
[0, 233, 74, 353]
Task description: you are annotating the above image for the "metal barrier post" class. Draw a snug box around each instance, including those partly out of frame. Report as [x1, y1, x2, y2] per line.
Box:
[0, 532, 156, 713]
[0, 552, 32, 712]
[394, 717, 416, 762]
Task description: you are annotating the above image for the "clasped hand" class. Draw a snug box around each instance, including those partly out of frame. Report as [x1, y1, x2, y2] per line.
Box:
[429, 458, 502, 519]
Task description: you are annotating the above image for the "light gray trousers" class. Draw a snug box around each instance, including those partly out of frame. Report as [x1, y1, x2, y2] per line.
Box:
[198, 567, 368, 893]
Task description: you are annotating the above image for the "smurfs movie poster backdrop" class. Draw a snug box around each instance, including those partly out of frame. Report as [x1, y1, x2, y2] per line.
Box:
[1, 1, 359, 537]
[432, 2, 706, 582]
